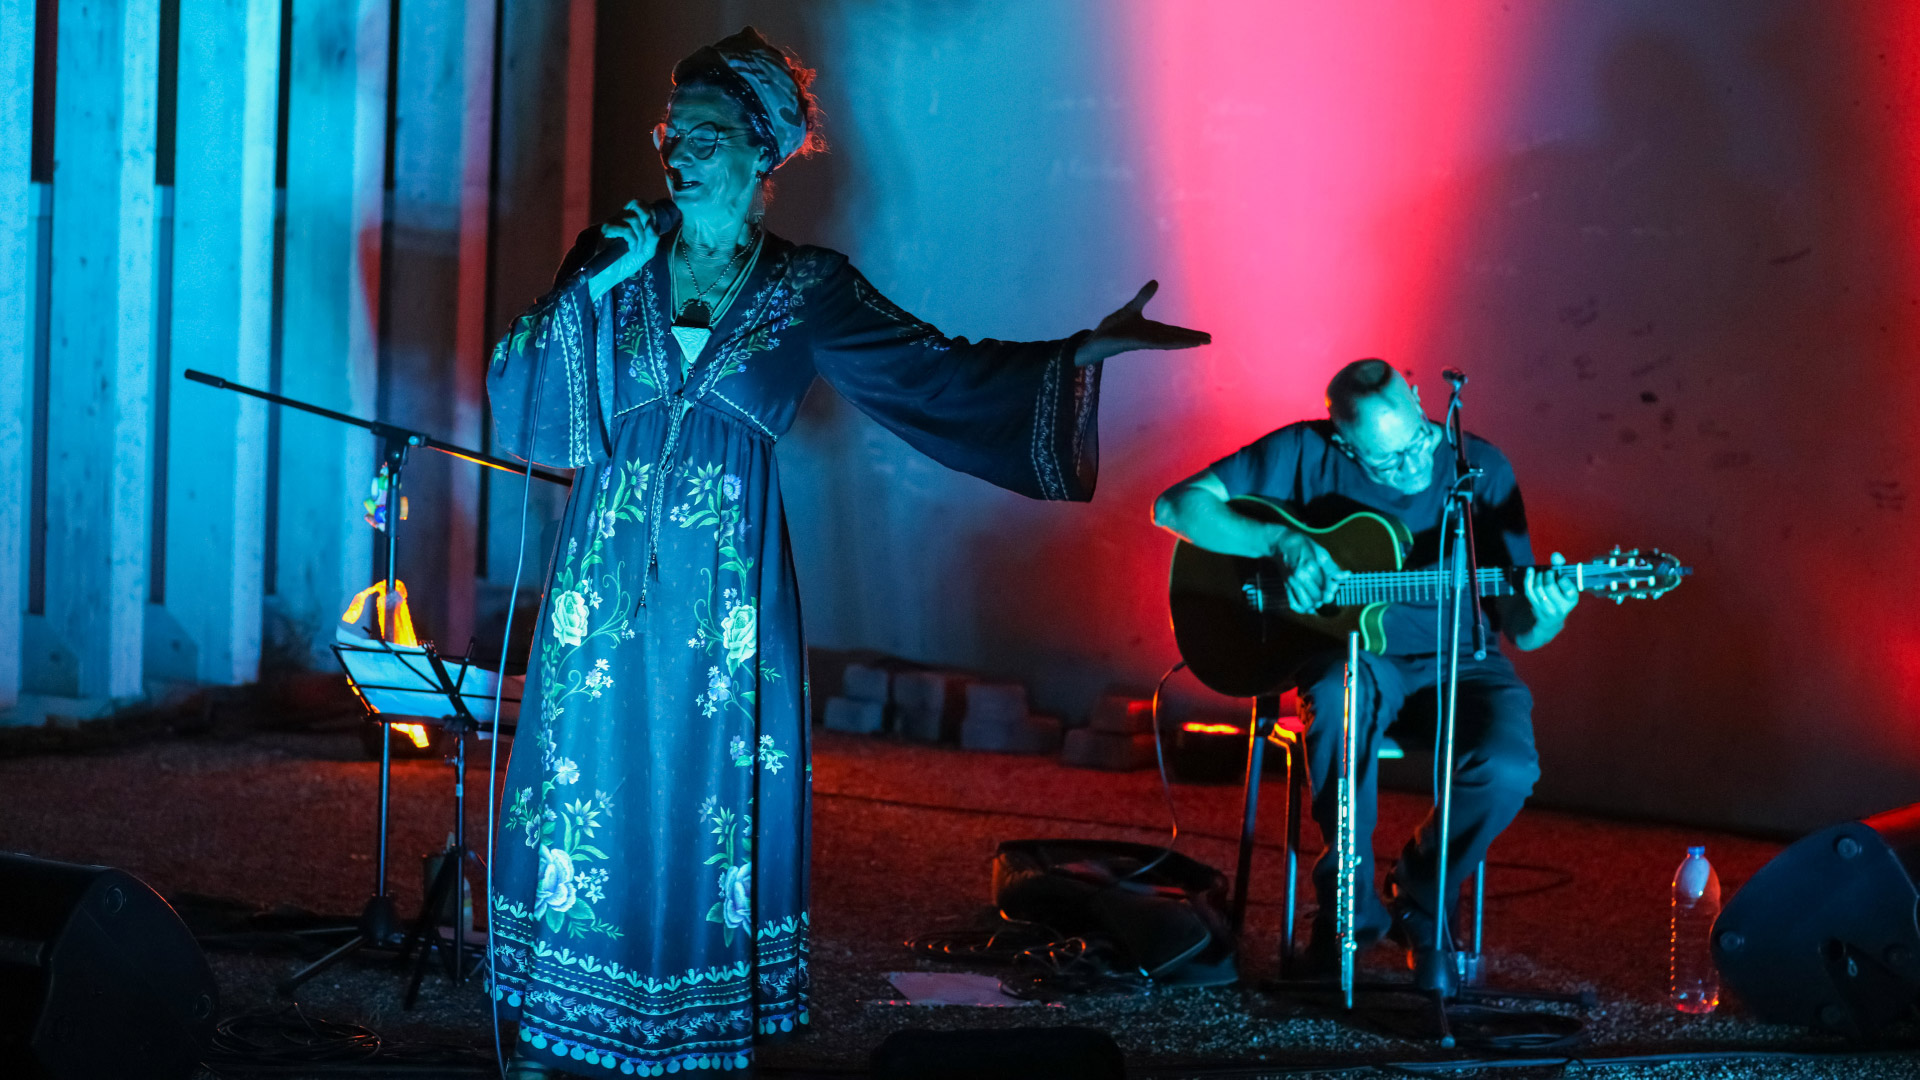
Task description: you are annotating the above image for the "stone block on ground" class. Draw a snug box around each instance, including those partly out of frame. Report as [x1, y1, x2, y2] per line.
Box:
[840, 661, 895, 705]
[891, 669, 973, 743]
[805, 647, 888, 723]
[961, 682, 1028, 733]
[824, 696, 887, 735]
[961, 711, 1061, 755]
[1088, 693, 1154, 735]
[1061, 728, 1157, 772]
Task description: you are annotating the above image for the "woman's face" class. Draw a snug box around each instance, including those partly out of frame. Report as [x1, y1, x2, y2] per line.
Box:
[658, 87, 768, 223]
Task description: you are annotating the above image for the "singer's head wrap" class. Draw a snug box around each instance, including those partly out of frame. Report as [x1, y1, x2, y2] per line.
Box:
[672, 27, 822, 172]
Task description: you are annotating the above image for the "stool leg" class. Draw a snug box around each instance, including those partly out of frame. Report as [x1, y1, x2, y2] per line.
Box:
[1472, 861, 1486, 958]
[1283, 730, 1303, 968]
[1229, 698, 1270, 940]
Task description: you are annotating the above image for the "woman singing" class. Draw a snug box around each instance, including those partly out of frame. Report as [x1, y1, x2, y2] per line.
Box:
[486, 27, 1206, 1076]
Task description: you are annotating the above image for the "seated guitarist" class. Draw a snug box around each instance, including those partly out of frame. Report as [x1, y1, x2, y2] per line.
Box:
[1151, 359, 1581, 991]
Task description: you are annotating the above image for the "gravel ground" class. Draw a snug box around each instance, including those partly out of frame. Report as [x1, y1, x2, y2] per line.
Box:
[0, 720, 1912, 1078]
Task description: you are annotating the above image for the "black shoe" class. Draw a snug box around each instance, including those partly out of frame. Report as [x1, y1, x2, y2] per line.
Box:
[1385, 879, 1461, 996]
[1295, 912, 1390, 979]
[1408, 944, 1459, 997]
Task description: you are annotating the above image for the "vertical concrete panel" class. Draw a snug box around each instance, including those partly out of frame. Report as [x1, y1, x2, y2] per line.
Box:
[481, 0, 576, 589]
[167, 0, 280, 684]
[384, 0, 487, 648]
[451, 0, 495, 601]
[0, 0, 35, 708]
[276, 0, 387, 660]
[560, 0, 593, 254]
[47, 0, 159, 699]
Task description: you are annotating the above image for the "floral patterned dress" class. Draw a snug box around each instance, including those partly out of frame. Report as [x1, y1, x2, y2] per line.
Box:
[484, 229, 1100, 1075]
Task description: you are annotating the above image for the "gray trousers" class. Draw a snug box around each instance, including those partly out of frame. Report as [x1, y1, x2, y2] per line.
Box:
[1294, 648, 1540, 948]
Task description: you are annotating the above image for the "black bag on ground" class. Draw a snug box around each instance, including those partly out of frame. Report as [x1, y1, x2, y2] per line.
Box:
[991, 839, 1233, 982]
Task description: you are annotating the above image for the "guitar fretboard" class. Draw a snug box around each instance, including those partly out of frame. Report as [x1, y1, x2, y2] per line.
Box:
[1333, 567, 1535, 604]
[1253, 565, 1568, 607]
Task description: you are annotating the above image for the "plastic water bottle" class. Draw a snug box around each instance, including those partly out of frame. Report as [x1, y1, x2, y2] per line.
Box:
[1669, 845, 1721, 1014]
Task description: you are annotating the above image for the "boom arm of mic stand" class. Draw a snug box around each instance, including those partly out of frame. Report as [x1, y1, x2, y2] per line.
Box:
[183, 369, 572, 487]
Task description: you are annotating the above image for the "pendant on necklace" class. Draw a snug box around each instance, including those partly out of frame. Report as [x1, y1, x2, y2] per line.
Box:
[671, 299, 713, 364]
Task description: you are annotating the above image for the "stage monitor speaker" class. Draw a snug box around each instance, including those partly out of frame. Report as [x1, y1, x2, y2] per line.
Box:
[0, 853, 218, 1080]
[1712, 802, 1920, 1037]
[871, 1027, 1125, 1080]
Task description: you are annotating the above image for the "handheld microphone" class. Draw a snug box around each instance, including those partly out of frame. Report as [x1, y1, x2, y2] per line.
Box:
[1441, 367, 1469, 387]
[578, 199, 682, 281]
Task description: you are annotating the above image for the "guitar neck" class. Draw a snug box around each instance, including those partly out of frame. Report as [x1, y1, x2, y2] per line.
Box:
[1329, 565, 1552, 605]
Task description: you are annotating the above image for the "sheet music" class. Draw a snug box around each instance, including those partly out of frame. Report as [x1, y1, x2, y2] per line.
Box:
[334, 630, 522, 727]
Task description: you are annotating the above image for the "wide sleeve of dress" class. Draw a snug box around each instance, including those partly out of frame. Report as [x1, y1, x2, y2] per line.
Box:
[485, 229, 613, 469]
[806, 257, 1101, 501]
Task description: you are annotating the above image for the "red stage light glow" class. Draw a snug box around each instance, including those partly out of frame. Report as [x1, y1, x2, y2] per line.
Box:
[1128, 1, 1547, 440]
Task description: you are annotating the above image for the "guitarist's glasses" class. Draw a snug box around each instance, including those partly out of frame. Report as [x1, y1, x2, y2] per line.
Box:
[1333, 419, 1440, 477]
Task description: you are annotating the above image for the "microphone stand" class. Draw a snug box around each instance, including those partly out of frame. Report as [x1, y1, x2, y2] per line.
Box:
[183, 370, 567, 994]
[1424, 370, 1592, 1043]
[1426, 370, 1484, 1041]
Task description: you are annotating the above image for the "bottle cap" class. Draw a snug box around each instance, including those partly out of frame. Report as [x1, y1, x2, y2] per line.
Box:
[1688, 845, 1705, 857]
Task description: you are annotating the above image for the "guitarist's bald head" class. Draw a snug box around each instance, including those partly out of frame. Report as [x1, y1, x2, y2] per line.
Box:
[1327, 359, 1435, 493]
[1327, 359, 1419, 426]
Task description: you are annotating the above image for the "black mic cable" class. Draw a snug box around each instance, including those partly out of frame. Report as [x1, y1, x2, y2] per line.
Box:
[485, 330, 548, 1080]
[483, 204, 671, 1076]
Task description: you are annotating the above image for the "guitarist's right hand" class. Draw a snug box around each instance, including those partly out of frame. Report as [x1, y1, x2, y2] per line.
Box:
[1272, 529, 1347, 614]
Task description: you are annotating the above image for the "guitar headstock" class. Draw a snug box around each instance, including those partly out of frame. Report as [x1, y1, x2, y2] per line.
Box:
[1574, 547, 1691, 604]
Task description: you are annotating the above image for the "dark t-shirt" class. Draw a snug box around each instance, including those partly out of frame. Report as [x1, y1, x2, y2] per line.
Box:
[1206, 420, 1533, 657]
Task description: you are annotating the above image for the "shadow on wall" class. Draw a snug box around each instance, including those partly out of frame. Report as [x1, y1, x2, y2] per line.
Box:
[1408, 19, 1920, 830]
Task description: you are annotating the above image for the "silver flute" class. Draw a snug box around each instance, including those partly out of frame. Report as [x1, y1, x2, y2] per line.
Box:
[1337, 630, 1361, 1007]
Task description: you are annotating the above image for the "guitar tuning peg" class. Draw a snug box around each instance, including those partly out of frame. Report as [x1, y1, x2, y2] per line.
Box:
[1613, 595, 1626, 605]
[1610, 545, 1622, 555]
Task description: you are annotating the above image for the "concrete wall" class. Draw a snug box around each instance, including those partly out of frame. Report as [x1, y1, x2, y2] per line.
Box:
[8, 0, 1916, 834]
[3, 0, 583, 716]
[591, 1, 1920, 834]
[0, 0, 35, 709]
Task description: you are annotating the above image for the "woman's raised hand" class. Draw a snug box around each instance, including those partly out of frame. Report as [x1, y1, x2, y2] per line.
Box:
[1075, 280, 1211, 367]
[588, 200, 668, 299]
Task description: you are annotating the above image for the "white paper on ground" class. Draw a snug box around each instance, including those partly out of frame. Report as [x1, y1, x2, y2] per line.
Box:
[884, 971, 1034, 1007]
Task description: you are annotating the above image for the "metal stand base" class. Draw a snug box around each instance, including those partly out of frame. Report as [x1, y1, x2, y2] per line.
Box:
[277, 893, 401, 996]
[1262, 970, 1596, 1048]
[400, 842, 487, 1008]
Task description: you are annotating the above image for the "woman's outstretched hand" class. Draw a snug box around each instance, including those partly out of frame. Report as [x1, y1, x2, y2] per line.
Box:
[588, 200, 668, 300]
[1075, 281, 1210, 367]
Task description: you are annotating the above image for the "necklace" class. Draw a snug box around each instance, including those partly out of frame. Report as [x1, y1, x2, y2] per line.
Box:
[674, 232, 754, 330]
[669, 228, 759, 365]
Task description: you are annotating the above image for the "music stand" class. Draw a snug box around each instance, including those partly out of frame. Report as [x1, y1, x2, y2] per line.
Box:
[183, 369, 559, 998]
[321, 637, 520, 1003]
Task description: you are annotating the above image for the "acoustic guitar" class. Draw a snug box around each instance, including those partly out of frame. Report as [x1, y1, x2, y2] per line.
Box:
[1168, 496, 1691, 697]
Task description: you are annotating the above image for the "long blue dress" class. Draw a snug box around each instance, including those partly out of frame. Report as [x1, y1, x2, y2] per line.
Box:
[484, 229, 1101, 1075]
